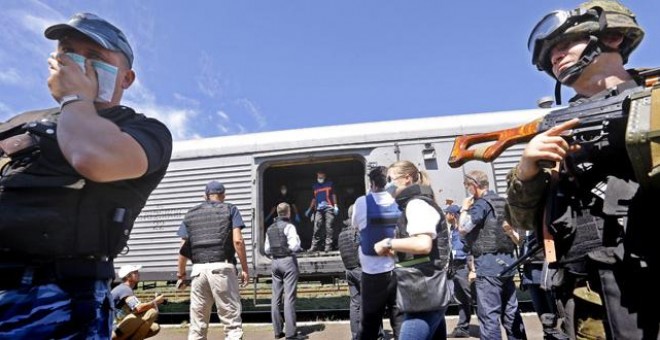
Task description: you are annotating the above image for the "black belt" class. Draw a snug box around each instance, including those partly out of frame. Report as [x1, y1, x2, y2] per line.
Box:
[272, 255, 293, 259]
[451, 258, 467, 264]
[197, 259, 232, 263]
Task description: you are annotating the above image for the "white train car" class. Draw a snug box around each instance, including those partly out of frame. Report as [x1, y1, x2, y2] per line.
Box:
[115, 108, 546, 282]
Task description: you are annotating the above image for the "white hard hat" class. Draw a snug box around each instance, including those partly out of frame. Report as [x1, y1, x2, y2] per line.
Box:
[118, 264, 142, 279]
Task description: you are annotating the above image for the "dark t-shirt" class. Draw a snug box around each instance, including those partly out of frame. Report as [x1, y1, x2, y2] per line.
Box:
[0, 105, 172, 259]
[100, 106, 173, 202]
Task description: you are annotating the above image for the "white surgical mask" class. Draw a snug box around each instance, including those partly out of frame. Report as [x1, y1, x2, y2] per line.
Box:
[317, 178, 325, 184]
[65, 52, 118, 103]
[281, 189, 287, 195]
[384, 182, 398, 197]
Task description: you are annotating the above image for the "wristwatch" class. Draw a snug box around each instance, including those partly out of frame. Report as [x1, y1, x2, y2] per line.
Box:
[60, 94, 83, 110]
[385, 238, 393, 249]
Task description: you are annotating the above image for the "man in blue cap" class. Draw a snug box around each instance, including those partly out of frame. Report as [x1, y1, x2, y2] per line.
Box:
[0, 12, 172, 339]
[177, 180, 249, 340]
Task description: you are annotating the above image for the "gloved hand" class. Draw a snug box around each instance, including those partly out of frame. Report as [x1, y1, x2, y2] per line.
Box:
[305, 207, 313, 218]
[333, 205, 339, 216]
[295, 214, 301, 223]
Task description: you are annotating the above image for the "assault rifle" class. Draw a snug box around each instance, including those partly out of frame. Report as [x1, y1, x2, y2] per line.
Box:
[498, 243, 542, 278]
[447, 87, 633, 169]
[447, 92, 634, 262]
[448, 71, 660, 191]
[448, 78, 660, 262]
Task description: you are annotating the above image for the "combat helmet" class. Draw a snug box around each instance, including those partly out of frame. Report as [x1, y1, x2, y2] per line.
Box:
[528, 0, 644, 83]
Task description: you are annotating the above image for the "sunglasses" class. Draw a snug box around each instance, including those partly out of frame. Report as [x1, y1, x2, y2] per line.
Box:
[464, 175, 479, 187]
[387, 175, 405, 183]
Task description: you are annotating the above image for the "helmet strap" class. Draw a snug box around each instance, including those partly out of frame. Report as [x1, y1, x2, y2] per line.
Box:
[557, 35, 601, 85]
[554, 80, 562, 106]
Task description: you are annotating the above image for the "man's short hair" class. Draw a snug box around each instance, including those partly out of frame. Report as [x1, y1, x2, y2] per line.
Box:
[465, 170, 489, 189]
[277, 202, 290, 217]
[368, 166, 387, 189]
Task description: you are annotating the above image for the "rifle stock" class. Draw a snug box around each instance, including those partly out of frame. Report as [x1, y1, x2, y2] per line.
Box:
[448, 118, 543, 168]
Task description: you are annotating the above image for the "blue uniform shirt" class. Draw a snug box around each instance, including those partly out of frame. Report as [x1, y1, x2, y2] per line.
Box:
[312, 181, 335, 210]
[467, 191, 517, 277]
[450, 227, 468, 261]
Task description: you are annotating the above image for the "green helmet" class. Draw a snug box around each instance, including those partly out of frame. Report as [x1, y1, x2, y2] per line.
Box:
[529, 0, 644, 76]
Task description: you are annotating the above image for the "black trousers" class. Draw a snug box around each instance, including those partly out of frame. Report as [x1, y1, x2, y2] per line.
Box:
[346, 267, 362, 340]
[359, 271, 403, 340]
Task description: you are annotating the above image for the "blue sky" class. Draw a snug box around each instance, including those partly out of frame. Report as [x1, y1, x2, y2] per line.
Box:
[1, 1, 658, 141]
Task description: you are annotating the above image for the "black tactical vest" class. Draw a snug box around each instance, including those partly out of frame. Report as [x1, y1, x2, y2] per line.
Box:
[465, 191, 515, 257]
[0, 107, 163, 261]
[395, 184, 450, 269]
[184, 201, 235, 264]
[267, 219, 292, 258]
[338, 225, 360, 270]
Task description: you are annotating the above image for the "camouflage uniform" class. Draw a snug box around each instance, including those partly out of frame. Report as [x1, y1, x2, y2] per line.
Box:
[510, 1, 660, 338]
[0, 280, 112, 339]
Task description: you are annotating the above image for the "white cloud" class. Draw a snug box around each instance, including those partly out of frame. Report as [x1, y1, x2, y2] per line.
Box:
[0, 68, 24, 86]
[196, 52, 225, 98]
[0, 3, 64, 89]
[236, 124, 246, 134]
[216, 124, 229, 134]
[216, 110, 230, 121]
[173, 93, 200, 107]
[237, 98, 267, 129]
[124, 80, 199, 141]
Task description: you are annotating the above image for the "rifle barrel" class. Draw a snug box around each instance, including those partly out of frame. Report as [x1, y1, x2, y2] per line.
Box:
[497, 243, 543, 278]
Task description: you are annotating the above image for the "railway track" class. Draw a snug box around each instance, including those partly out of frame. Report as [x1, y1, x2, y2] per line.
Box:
[131, 278, 535, 325]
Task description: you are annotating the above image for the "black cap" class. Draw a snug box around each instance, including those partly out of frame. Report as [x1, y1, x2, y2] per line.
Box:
[45, 12, 134, 68]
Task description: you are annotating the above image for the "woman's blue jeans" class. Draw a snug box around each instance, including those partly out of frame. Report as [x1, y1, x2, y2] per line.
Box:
[398, 307, 447, 340]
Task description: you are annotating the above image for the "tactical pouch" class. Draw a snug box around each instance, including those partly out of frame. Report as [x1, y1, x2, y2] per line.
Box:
[0, 114, 134, 259]
[573, 284, 606, 340]
[626, 86, 660, 190]
[0, 133, 37, 157]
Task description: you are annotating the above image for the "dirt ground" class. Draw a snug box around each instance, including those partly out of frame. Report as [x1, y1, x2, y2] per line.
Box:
[153, 312, 544, 339]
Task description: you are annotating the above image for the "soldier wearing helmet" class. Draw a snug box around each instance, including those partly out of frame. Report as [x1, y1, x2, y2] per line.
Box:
[507, 1, 660, 339]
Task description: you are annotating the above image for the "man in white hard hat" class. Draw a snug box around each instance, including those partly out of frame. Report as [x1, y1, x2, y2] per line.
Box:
[111, 265, 166, 340]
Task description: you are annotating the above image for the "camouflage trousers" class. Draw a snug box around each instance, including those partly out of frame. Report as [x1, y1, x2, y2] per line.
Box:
[0, 279, 113, 339]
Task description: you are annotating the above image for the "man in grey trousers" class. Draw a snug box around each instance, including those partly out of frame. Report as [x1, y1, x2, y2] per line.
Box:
[265, 203, 305, 339]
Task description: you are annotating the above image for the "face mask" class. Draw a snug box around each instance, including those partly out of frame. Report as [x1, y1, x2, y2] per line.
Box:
[384, 182, 398, 197]
[281, 189, 287, 195]
[317, 178, 325, 184]
[65, 52, 118, 103]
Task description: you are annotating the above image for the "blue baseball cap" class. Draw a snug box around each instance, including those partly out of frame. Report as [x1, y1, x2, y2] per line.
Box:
[205, 181, 225, 195]
[444, 204, 461, 215]
[45, 12, 134, 68]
